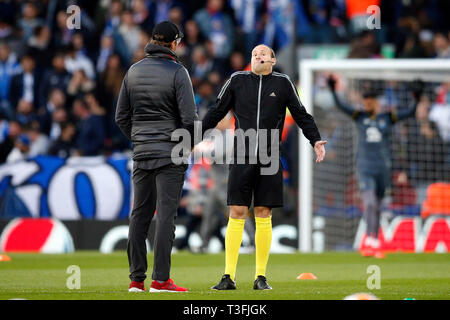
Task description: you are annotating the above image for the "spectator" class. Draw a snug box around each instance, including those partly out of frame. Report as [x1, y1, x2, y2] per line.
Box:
[227, 51, 245, 76]
[27, 26, 51, 70]
[229, 0, 265, 58]
[98, 53, 125, 112]
[132, 0, 155, 32]
[84, 92, 106, 119]
[203, 38, 228, 76]
[178, 19, 204, 69]
[53, 10, 73, 48]
[189, 45, 216, 87]
[103, 0, 124, 33]
[429, 100, 450, 166]
[0, 19, 13, 42]
[206, 70, 223, 90]
[38, 52, 71, 108]
[48, 106, 69, 142]
[399, 32, 430, 58]
[348, 31, 381, 59]
[72, 96, 105, 156]
[126, 28, 151, 64]
[395, 16, 431, 58]
[433, 31, 450, 58]
[64, 43, 96, 80]
[15, 98, 36, 125]
[9, 54, 39, 110]
[47, 121, 76, 158]
[168, 6, 185, 28]
[0, 119, 21, 163]
[138, 28, 152, 50]
[0, 109, 8, 143]
[98, 53, 128, 152]
[435, 82, 449, 104]
[71, 32, 94, 63]
[153, 1, 185, 25]
[6, 133, 30, 163]
[28, 120, 49, 157]
[262, 0, 310, 51]
[195, 80, 216, 118]
[130, 28, 152, 62]
[131, 31, 150, 64]
[18, 2, 43, 43]
[404, 96, 448, 202]
[119, 10, 142, 60]
[193, 0, 235, 60]
[96, 34, 115, 74]
[0, 42, 21, 118]
[429, 102, 450, 144]
[67, 69, 96, 98]
[39, 88, 67, 137]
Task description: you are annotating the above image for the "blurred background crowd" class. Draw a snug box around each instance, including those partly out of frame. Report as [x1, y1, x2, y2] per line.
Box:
[0, 0, 449, 251]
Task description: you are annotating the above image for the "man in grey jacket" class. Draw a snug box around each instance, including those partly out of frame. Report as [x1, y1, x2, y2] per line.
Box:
[115, 21, 198, 293]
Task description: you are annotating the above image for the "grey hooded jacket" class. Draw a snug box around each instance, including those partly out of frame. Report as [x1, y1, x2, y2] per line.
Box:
[115, 43, 198, 161]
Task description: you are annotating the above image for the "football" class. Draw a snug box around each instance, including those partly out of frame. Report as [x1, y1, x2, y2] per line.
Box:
[343, 293, 380, 300]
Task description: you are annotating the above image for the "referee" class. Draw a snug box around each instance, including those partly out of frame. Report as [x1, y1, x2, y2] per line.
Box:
[202, 44, 326, 290]
[115, 21, 198, 293]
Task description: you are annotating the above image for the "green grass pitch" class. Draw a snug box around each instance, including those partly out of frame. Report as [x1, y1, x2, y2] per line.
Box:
[0, 251, 449, 300]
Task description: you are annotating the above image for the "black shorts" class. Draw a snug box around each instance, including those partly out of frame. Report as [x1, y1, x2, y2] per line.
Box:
[227, 161, 283, 208]
[357, 170, 391, 199]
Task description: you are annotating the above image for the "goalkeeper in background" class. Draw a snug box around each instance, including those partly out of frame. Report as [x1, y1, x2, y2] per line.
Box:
[327, 76, 423, 258]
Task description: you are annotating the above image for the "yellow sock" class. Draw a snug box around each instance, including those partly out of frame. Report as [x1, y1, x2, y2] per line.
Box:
[224, 217, 245, 281]
[255, 216, 272, 279]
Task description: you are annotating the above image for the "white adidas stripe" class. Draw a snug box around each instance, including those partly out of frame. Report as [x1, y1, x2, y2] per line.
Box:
[217, 71, 250, 99]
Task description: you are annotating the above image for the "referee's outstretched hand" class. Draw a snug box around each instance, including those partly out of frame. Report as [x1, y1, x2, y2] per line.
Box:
[314, 140, 327, 163]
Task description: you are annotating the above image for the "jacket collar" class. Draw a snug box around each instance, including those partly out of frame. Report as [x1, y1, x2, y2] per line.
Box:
[250, 71, 273, 78]
[144, 42, 180, 63]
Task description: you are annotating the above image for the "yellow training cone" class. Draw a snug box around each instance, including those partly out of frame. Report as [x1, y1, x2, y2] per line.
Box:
[297, 273, 317, 280]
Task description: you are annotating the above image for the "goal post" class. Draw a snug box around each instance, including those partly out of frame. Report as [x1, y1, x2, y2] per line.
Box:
[298, 59, 450, 253]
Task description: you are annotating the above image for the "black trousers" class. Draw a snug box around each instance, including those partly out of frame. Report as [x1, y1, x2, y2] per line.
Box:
[128, 163, 187, 282]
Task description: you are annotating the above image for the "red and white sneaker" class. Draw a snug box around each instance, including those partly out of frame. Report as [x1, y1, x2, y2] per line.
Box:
[150, 279, 188, 292]
[128, 281, 146, 292]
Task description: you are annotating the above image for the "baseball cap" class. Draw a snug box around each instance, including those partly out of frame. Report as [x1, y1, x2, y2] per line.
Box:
[152, 21, 183, 44]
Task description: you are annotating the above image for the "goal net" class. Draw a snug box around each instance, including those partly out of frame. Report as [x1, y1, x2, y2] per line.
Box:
[298, 59, 450, 252]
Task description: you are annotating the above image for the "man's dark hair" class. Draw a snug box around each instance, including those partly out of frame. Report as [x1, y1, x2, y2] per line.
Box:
[20, 52, 35, 61]
[363, 90, 379, 99]
[53, 51, 65, 59]
[60, 121, 75, 132]
[64, 43, 76, 54]
[150, 38, 173, 49]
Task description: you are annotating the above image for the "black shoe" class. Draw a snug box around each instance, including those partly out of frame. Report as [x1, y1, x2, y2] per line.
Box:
[211, 274, 236, 290]
[253, 275, 272, 290]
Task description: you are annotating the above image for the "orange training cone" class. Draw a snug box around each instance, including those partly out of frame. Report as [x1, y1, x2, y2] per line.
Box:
[297, 273, 317, 280]
[0, 254, 11, 262]
[374, 251, 386, 259]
